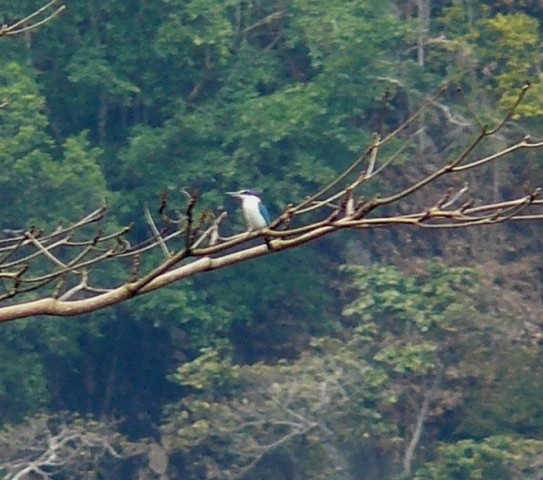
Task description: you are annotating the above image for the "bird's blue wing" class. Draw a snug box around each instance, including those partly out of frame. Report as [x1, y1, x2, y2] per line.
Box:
[258, 202, 271, 226]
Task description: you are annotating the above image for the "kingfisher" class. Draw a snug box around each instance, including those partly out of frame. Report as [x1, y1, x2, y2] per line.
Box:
[227, 189, 272, 249]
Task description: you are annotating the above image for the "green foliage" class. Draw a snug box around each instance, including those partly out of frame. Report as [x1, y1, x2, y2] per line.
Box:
[374, 341, 437, 375]
[0, 314, 111, 425]
[473, 13, 543, 116]
[163, 337, 396, 479]
[435, 6, 543, 119]
[170, 347, 241, 393]
[128, 280, 237, 354]
[415, 435, 543, 480]
[0, 62, 109, 227]
[343, 263, 478, 358]
[67, 46, 141, 99]
[209, 250, 341, 361]
[0, 321, 49, 422]
[156, 0, 237, 61]
[119, 0, 407, 210]
[456, 347, 543, 439]
[162, 260, 543, 478]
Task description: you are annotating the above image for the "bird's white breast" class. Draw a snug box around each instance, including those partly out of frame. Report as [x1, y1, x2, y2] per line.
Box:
[242, 195, 267, 230]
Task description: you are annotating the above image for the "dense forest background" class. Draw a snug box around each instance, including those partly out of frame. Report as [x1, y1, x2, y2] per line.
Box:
[1, 0, 543, 478]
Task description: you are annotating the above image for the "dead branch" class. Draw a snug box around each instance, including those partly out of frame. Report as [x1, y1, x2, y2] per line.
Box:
[0, 414, 145, 480]
[0, 0, 65, 37]
[0, 83, 541, 321]
[403, 372, 441, 476]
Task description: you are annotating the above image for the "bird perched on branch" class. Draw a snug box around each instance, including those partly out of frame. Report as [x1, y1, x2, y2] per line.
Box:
[227, 190, 272, 249]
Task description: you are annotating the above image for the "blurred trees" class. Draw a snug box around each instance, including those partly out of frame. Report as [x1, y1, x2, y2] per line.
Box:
[160, 262, 534, 478]
[1, 0, 543, 478]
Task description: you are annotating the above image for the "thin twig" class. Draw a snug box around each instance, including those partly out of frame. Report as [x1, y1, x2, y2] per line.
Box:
[145, 205, 171, 259]
[2, 0, 65, 36]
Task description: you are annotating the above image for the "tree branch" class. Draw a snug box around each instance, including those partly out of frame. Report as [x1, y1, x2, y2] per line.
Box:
[0, 82, 541, 321]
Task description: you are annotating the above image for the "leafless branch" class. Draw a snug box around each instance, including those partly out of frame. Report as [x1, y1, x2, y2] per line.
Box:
[0, 414, 146, 480]
[0, 0, 65, 37]
[145, 205, 171, 259]
[242, 10, 285, 34]
[403, 372, 441, 476]
[0, 83, 540, 321]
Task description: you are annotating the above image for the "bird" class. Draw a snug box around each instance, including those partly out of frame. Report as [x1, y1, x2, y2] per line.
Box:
[227, 189, 272, 249]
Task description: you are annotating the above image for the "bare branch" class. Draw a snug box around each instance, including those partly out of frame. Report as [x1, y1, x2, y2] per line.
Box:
[0, 414, 146, 480]
[145, 205, 171, 259]
[403, 372, 441, 476]
[0, 83, 540, 321]
[0, 0, 65, 37]
[242, 10, 285, 34]
[452, 138, 543, 172]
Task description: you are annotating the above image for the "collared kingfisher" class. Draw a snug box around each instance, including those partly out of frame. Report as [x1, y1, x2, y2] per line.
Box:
[227, 189, 272, 249]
